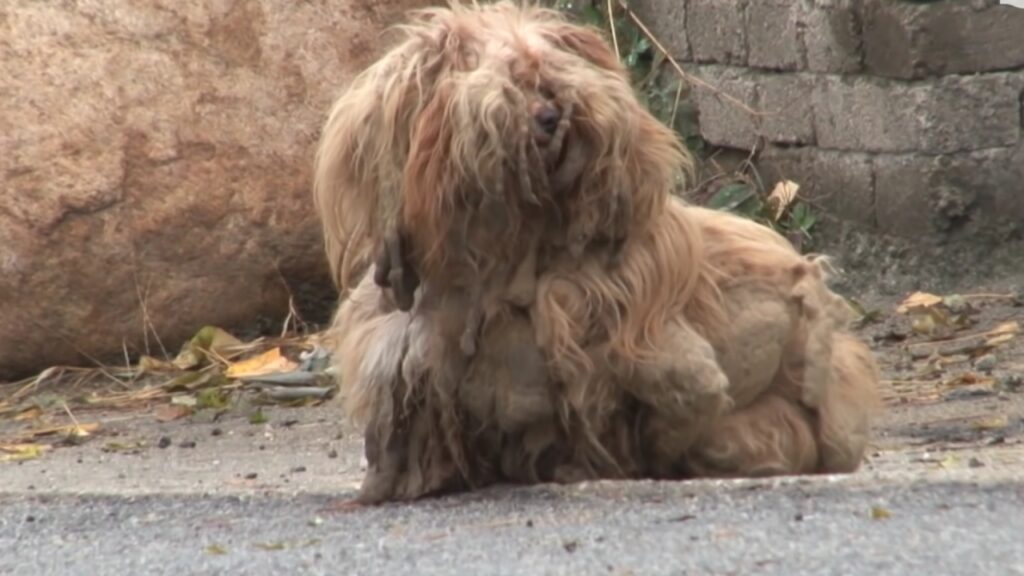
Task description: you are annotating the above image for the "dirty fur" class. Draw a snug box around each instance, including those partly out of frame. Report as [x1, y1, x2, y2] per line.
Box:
[316, 1, 881, 503]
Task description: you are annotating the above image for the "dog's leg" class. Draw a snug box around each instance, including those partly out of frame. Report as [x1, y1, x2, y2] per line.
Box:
[624, 320, 733, 472]
[684, 394, 819, 478]
[814, 333, 881, 473]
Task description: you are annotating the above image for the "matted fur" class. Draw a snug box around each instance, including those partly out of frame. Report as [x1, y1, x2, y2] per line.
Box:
[316, 1, 881, 503]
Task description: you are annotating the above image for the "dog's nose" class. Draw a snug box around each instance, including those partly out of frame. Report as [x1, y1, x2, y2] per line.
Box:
[534, 104, 562, 136]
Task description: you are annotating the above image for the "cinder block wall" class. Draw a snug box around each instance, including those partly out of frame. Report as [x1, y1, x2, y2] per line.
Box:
[636, 0, 1024, 242]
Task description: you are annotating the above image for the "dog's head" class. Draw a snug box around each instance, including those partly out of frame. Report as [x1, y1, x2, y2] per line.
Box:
[314, 1, 692, 290]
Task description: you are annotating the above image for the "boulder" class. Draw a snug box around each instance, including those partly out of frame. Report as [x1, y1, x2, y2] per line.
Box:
[0, 0, 438, 380]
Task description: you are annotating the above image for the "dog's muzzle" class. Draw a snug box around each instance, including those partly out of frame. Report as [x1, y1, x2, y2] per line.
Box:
[530, 101, 562, 146]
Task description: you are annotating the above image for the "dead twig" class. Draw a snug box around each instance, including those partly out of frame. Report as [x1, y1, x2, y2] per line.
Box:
[615, 0, 764, 118]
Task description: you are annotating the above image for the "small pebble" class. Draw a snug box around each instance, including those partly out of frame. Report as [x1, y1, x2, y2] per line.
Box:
[258, 444, 266, 451]
[179, 440, 197, 449]
[291, 466, 307, 474]
[327, 449, 339, 459]
[975, 354, 997, 372]
[25, 515, 35, 523]
[157, 436, 172, 449]
[211, 428, 223, 437]
[244, 472, 258, 480]
[968, 457, 985, 468]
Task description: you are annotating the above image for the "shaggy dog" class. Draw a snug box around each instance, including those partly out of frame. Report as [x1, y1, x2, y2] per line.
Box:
[314, 1, 881, 503]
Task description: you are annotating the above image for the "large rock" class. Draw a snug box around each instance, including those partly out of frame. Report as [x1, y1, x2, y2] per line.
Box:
[0, 0, 437, 380]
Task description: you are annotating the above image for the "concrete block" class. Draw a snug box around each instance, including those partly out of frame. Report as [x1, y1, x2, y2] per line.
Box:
[863, 0, 1024, 79]
[813, 74, 1021, 154]
[802, 0, 863, 73]
[745, 0, 802, 71]
[687, 0, 747, 65]
[757, 74, 815, 145]
[690, 65, 758, 149]
[632, 0, 690, 61]
[874, 145, 1024, 239]
[758, 146, 876, 229]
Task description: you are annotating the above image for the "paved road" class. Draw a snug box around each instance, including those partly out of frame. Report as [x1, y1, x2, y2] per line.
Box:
[2, 403, 1023, 576]
[3, 475, 1023, 576]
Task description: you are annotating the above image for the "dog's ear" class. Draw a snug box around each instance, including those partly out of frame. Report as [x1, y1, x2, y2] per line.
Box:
[400, 80, 458, 277]
[313, 28, 456, 291]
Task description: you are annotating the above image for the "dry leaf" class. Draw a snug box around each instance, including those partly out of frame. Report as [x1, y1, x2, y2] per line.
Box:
[171, 395, 198, 408]
[767, 180, 799, 221]
[154, 404, 192, 422]
[870, 506, 891, 520]
[938, 455, 959, 469]
[226, 348, 298, 379]
[972, 415, 1008, 431]
[985, 321, 1020, 347]
[897, 291, 944, 314]
[205, 544, 228, 555]
[15, 407, 43, 421]
[26, 422, 100, 438]
[138, 355, 178, 374]
[0, 443, 51, 462]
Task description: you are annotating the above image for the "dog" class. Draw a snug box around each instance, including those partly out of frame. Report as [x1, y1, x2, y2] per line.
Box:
[314, 1, 882, 503]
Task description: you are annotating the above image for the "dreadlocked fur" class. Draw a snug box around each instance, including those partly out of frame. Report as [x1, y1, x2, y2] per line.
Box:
[316, 1, 881, 503]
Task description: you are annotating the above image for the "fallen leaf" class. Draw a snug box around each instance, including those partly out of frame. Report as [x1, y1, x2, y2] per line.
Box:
[154, 404, 192, 422]
[226, 348, 298, 379]
[972, 415, 1008, 431]
[204, 544, 228, 555]
[249, 409, 268, 425]
[938, 455, 959, 469]
[255, 542, 287, 551]
[25, 422, 100, 438]
[103, 441, 147, 454]
[0, 443, 51, 462]
[870, 506, 891, 520]
[171, 394, 198, 409]
[173, 326, 244, 370]
[15, 407, 43, 421]
[137, 355, 178, 374]
[196, 388, 231, 410]
[897, 292, 943, 314]
[985, 321, 1020, 346]
[767, 180, 799, 221]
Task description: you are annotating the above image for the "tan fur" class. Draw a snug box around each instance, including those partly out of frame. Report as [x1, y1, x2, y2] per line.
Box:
[317, 2, 881, 503]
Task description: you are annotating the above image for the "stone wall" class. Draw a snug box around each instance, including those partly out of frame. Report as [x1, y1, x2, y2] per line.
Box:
[635, 0, 1024, 242]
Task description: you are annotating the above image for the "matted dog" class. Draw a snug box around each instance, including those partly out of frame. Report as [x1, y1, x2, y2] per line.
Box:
[314, 1, 881, 503]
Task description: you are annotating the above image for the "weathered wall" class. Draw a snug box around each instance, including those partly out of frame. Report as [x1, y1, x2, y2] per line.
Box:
[636, 0, 1024, 242]
[0, 0, 437, 380]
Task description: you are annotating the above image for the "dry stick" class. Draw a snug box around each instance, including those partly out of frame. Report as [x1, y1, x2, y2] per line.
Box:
[615, 0, 764, 118]
[132, 266, 169, 360]
[606, 0, 620, 57]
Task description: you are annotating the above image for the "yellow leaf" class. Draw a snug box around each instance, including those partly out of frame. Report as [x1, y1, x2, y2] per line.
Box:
[0, 443, 51, 462]
[205, 544, 228, 555]
[138, 355, 178, 374]
[984, 321, 1020, 347]
[870, 506, 891, 520]
[767, 180, 799, 221]
[972, 415, 1008, 431]
[226, 348, 298, 379]
[897, 291, 943, 314]
[255, 542, 288, 551]
[15, 407, 43, 421]
[173, 326, 244, 369]
[26, 422, 100, 438]
[938, 455, 959, 469]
